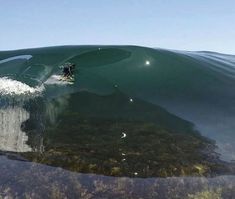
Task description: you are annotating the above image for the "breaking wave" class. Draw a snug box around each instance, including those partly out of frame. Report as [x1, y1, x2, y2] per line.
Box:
[0, 77, 44, 97]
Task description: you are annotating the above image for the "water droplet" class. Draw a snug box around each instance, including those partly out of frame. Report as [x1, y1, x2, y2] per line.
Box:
[129, 98, 133, 102]
[145, 60, 150, 65]
[121, 132, 126, 138]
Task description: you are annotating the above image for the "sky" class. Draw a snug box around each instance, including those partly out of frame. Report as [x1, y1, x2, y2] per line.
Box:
[0, 0, 235, 54]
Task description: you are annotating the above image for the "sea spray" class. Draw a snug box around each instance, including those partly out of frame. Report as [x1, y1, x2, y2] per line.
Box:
[0, 106, 32, 152]
[0, 77, 45, 152]
[0, 77, 44, 96]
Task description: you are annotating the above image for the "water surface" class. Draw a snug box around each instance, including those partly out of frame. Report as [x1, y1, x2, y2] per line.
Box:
[0, 45, 235, 198]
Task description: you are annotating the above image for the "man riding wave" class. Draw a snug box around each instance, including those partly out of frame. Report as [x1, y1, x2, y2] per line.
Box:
[60, 62, 76, 81]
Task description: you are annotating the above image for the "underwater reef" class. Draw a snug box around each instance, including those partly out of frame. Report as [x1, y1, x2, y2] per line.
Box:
[21, 91, 233, 178]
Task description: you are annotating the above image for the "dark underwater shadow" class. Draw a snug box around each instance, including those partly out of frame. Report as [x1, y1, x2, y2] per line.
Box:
[17, 91, 235, 178]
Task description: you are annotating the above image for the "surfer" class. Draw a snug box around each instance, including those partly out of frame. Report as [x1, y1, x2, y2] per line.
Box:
[62, 63, 75, 79]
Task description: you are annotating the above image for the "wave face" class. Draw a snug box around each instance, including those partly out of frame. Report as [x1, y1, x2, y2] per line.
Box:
[0, 45, 235, 165]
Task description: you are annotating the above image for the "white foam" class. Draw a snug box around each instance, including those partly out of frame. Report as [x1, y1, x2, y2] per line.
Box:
[45, 75, 74, 85]
[0, 106, 32, 152]
[0, 77, 44, 97]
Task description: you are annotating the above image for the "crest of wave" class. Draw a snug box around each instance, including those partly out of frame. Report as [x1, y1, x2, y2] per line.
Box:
[0, 77, 44, 97]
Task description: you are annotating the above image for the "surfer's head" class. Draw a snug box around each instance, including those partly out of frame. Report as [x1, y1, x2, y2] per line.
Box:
[62, 63, 76, 77]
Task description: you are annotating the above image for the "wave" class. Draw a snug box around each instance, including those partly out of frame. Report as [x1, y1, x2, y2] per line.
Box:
[1, 45, 235, 162]
[0, 77, 44, 97]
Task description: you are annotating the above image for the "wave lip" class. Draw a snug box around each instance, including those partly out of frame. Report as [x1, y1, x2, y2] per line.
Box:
[0, 55, 32, 65]
[0, 77, 44, 97]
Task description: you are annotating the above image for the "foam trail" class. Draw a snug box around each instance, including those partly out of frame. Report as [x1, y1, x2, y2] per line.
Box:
[45, 75, 73, 85]
[0, 77, 44, 97]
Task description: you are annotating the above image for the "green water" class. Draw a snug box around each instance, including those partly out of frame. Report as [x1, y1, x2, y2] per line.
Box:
[22, 91, 224, 178]
[0, 45, 235, 198]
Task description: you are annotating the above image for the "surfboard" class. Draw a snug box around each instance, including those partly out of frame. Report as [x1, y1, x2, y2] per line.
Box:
[58, 75, 75, 85]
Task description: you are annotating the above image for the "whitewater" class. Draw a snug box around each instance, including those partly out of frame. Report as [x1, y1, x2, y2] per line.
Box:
[0, 77, 44, 96]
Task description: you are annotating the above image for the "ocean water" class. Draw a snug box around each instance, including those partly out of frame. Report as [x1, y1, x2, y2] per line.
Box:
[0, 45, 235, 198]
